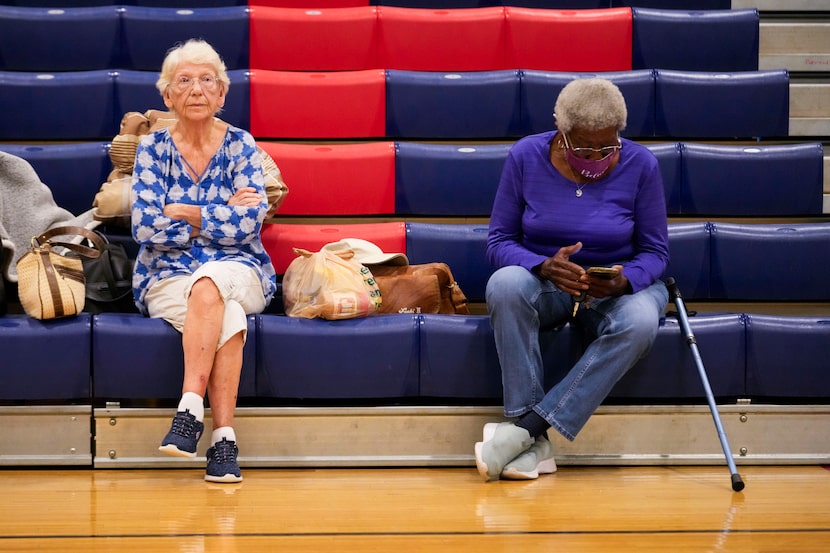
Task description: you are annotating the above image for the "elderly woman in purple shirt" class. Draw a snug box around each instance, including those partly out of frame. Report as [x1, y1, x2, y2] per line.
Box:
[475, 78, 669, 482]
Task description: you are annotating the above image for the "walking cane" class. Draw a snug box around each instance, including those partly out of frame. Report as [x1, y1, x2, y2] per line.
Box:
[665, 277, 745, 492]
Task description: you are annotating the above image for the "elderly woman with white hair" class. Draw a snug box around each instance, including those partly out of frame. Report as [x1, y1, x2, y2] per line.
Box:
[476, 77, 669, 481]
[131, 39, 276, 483]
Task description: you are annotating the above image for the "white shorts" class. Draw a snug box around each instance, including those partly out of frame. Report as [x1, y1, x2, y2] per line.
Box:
[145, 261, 267, 349]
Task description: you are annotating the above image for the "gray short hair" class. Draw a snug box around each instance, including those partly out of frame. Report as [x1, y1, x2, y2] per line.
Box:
[553, 78, 627, 134]
[156, 39, 230, 97]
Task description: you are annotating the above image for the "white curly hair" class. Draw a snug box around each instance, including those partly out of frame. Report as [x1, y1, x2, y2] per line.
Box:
[553, 77, 627, 134]
[156, 39, 230, 98]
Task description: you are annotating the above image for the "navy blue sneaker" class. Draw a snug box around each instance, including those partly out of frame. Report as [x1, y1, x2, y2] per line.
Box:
[159, 410, 204, 458]
[205, 438, 243, 483]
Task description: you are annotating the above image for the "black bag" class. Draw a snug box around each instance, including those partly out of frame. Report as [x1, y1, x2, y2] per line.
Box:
[81, 233, 136, 314]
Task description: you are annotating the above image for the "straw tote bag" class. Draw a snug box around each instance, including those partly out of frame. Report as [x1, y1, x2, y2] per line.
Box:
[16, 226, 104, 320]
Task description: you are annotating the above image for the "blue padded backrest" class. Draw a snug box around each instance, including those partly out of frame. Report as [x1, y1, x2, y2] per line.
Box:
[92, 314, 258, 400]
[394, 142, 511, 216]
[710, 222, 830, 301]
[120, 6, 249, 71]
[114, 69, 250, 131]
[0, 6, 122, 71]
[418, 314, 577, 399]
[113, 70, 167, 115]
[664, 222, 711, 300]
[681, 142, 824, 217]
[610, 313, 746, 399]
[418, 314, 502, 399]
[0, 314, 91, 401]
[520, 70, 655, 137]
[645, 142, 682, 215]
[654, 70, 789, 139]
[386, 70, 522, 139]
[0, 142, 110, 216]
[745, 314, 830, 398]
[405, 222, 492, 303]
[256, 315, 420, 399]
[0, 70, 116, 140]
[632, 8, 759, 72]
[612, 0, 729, 7]
[133, 0, 247, 5]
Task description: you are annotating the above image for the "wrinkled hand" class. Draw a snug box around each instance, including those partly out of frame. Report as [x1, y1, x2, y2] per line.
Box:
[536, 242, 588, 297]
[228, 187, 263, 207]
[537, 242, 629, 298]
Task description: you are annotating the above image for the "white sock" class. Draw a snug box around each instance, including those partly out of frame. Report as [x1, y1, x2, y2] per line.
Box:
[177, 392, 204, 422]
[211, 427, 236, 445]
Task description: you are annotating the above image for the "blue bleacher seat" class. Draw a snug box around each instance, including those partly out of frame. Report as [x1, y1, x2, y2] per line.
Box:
[0, 314, 91, 401]
[385, 70, 522, 139]
[92, 314, 257, 400]
[0, 142, 110, 216]
[0, 70, 116, 140]
[418, 314, 503, 399]
[120, 6, 249, 71]
[610, 313, 746, 399]
[632, 8, 759, 72]
[256, 315, 420, 399]
[405, 222, 492, 303]
[681, 142, 824, 216]
[519, 70, 656, 138]
[745, 314, 830, 398]
[710, 223, 830, 301]
[654, 70, 790, 139]
[664, 222, 712, 301]
[0, 6, 121, 71]
[418, 314, 576, 400]
[612, 0, 730, 9]
[394, 142, 511, 216]
[132, 0, 246, 6]
[645, 142, 682, 215]
[114, 69, 250, 131]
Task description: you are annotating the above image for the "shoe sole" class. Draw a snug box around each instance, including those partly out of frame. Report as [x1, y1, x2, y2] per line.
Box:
[159, 444, 197, 458]
[501, 458, 558, 480]
[205, 473, 243, 483]
[473, 423, 504, 482]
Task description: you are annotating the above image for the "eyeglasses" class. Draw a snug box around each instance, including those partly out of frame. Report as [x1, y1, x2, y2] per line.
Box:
[563, 133, 622, 160]
[172, 75, 219, 92]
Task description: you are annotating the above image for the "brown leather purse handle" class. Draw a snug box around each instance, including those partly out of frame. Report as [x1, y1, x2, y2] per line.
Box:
[35, 226, 105, 260]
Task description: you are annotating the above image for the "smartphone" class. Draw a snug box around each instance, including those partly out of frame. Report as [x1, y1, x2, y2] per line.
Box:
[587, 266, 619, 280]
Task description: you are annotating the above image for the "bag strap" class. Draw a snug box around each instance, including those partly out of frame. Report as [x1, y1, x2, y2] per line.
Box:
[36, 226, 104, 260]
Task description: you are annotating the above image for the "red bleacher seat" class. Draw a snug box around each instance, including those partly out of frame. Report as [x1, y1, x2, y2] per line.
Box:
[377, 6, 507, 71]
[261, 222, 407, 274]
[259, 141, 396, 215]
[249, 69, 387, 139]
[505, 7, 633, 71]
[249, 6, 379, 71]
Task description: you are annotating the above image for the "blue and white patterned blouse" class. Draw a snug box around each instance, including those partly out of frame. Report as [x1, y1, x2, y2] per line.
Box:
[130, 125, 277, 314]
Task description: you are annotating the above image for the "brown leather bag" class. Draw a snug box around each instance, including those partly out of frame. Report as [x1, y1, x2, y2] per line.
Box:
[369, 263, 470, 315]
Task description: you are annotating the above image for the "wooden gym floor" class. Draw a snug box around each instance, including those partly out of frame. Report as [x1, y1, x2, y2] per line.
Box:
[0, 465, 828, 552]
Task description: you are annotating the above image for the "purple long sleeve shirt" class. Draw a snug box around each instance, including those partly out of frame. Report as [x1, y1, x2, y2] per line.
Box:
[487, 131, 669, 293]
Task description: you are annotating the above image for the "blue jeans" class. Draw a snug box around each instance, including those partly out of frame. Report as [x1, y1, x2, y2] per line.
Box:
[485, 266, 668, 441]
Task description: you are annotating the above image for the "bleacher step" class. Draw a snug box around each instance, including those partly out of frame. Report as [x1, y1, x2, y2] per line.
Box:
[91, 404, 830, 469]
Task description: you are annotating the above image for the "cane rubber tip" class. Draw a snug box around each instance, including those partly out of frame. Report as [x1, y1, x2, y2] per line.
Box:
[732, 474, 745, 492]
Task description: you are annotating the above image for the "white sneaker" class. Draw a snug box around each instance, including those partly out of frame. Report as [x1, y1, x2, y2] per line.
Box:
[501, 436, 557, 480]
[474, 422, 533, 482]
